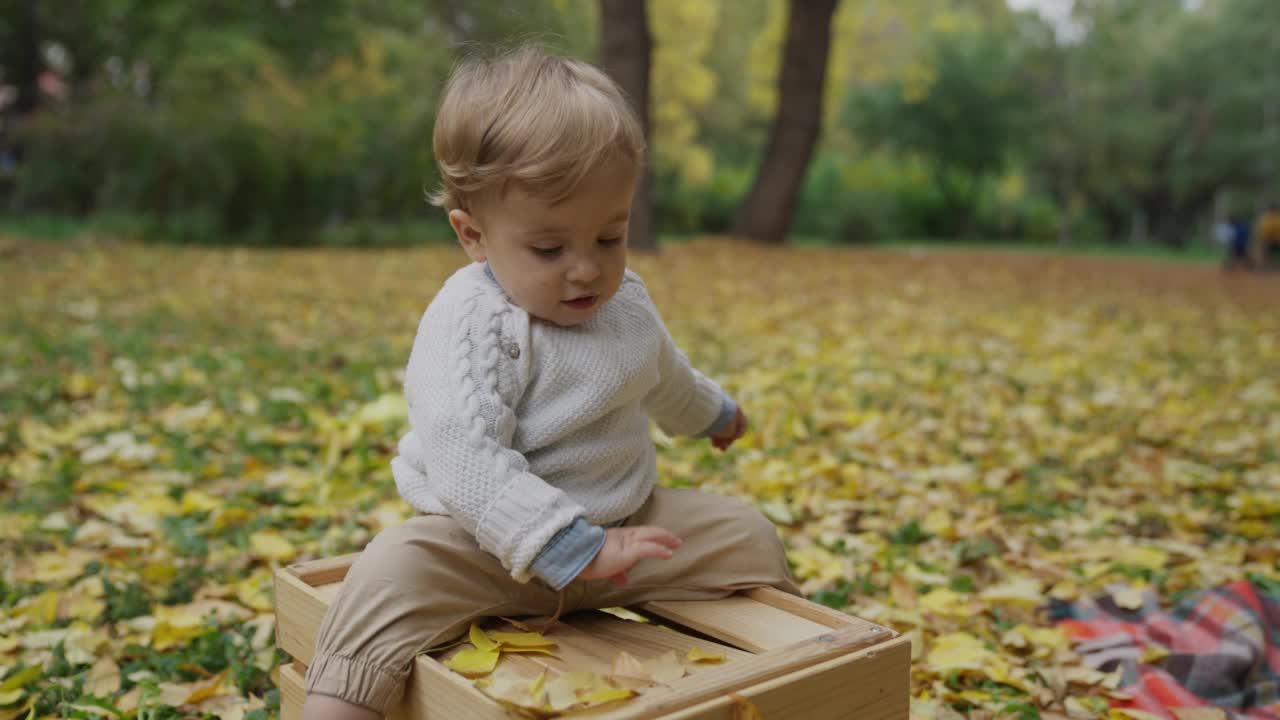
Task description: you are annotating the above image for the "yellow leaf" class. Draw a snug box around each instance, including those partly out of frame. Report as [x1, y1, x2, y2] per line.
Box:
[1171, 709, 1228, 720]
[1112, 587, 1145, 610]
[612, 650, 650, 677]
[84, 657, 121, 697]
[685, 647, 725, 664]
[488, 631, 555, 649]
[0, 690, 24, 705]
[15, 592, 57, 626]
[249, 530, 296, 562]
[528, 670, 546, 699]
[581, 686, 633, 704]
[184, 670, 229, 704]
[730, 693, 765, 720]
[234, 570, 275, 612]
[1141, 643, 1171, 663]
[60, 705, 115, 719]
[0, 696, 35, 720]
[979, 576, 1043, 605]
[918, 588, 970, 617]
[468, 624, 498, 653]
[0, 665, 41, 693]
[444, 648, 500, 677]
[496, 646, 553, 655]
[926, 632, 995, 673]
[1110, 710, 1170, 720]
[642, 650, 686, 684]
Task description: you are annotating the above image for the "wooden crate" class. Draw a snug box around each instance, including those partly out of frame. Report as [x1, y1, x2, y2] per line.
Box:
[275, 554, 910, 719]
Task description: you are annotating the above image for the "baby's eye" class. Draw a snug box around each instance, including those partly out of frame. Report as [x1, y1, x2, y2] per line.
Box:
[531, 246, 562, 258]
[598, 236, 623, 246]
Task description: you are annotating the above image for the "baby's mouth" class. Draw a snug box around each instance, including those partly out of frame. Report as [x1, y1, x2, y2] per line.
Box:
[563, 295, 598, 310]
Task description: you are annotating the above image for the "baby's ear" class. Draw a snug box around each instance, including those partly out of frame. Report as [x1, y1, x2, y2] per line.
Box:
[449, 209, 486, 262]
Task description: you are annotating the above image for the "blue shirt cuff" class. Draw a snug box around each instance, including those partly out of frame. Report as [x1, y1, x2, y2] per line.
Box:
[530, 517, 607, 590]
[695, 394, 737, 438]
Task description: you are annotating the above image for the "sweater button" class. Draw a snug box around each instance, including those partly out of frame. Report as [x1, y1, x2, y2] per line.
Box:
[507, 344, 520, 359]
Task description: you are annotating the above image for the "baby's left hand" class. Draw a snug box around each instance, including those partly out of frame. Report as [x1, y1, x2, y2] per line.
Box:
[711, 407, 748, 451]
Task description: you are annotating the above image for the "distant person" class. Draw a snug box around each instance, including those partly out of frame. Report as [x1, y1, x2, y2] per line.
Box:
[1253, 204, 1280, 269]
[1221, 215, 1252, 271]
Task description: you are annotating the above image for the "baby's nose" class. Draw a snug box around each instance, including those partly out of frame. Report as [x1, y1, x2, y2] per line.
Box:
[569, 257, 600, 283]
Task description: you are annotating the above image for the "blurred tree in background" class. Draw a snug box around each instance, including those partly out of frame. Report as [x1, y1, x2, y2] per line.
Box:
[0, 0, 1277, 246]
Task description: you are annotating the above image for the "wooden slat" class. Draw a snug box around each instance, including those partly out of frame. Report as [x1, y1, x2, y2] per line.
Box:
[595, 623, 896, 719]
[744, 587, 869, 630]
[659, 635, 912, 720]
[290, 553, 359, 586]
[409, 654, 510, 720]
[277, 662, 307, 720]
[274, 567, 333, 666]
[641, 595, 833, 653]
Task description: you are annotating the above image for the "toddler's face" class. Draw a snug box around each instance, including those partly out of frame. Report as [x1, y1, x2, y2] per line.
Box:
[452, 158, 635, 327]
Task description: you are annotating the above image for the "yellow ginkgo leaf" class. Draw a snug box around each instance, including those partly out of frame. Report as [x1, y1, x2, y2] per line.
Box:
[249, 530, 297, 562]
[1170, 709, 1228, 720]
[642, 650, 686, 684]
[1141, 643, 1171, 663]
[0, 689, 24, 706]
[926, 632, 996, 673]
[444, 648, 500, 677]
[581, 686, 633, 705]
[0, 665, 41, 693]
[488, 631, 556, 649]
[685, 647, 726, 664]
[1110, 710, 1169, 720]
[1112, 587, 1145, 610]
[496, 646, 554, 655]
[469, 623, 498, 653]
[528, 670, 546, 700]
[184, 670, 229, 704]
[84, 656, 121, 697]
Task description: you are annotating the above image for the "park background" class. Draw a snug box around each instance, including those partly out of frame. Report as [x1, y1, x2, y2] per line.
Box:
[2, 1, 1279, 720]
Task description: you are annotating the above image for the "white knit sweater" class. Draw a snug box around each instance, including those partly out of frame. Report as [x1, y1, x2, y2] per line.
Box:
[391, 263, 727, 582]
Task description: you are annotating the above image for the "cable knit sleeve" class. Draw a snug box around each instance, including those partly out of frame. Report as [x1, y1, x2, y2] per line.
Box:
[397, 288, 587, 583]
[630, 274, 731, 438]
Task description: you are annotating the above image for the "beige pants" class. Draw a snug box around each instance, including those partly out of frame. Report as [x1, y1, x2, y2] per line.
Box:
[304, 487, 800, 713]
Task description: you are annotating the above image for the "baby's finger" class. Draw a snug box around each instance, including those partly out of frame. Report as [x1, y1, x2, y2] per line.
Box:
[630, 540, 676, 562]
[632, 526, 682, 549]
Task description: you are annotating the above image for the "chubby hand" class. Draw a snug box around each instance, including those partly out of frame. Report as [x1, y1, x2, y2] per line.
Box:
[577, 526, 681, 586]
[711, 406, 748, 451]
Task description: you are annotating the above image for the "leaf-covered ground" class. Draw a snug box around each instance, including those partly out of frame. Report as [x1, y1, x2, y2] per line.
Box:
[2, 237, 1278, 719]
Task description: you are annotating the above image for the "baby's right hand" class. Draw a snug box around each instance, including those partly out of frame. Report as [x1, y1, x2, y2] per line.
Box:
[577, 526, 681, 587]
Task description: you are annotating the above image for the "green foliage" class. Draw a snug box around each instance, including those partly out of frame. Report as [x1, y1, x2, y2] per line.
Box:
[4, 0, 1278, 245]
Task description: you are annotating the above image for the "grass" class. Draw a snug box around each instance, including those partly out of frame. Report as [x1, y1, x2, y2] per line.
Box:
[1, 213, 1228, 263]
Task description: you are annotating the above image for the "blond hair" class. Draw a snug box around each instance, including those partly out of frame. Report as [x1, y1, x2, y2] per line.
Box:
[428, 44, 645, 213]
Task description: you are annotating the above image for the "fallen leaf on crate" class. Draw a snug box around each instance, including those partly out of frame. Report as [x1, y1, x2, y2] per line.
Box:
[686, 647, 726, 664]
[598, 607, 650, 623]
[642, 650, 686, 684]
[489, 631, 557, 649]
[445, 648, 500, 676]
[611, 651, 654, 689]
[730, 693, 765, 719]
[469, 623, 498, 652]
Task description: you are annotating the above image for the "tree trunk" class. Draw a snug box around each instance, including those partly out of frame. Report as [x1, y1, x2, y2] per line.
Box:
[599, 0, 656, 253]
[14, 0, 41, 116]
[732, 0, 839, 243]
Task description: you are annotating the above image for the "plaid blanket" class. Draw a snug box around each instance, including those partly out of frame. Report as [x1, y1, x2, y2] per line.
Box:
[1052, 580, 1280, 719]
